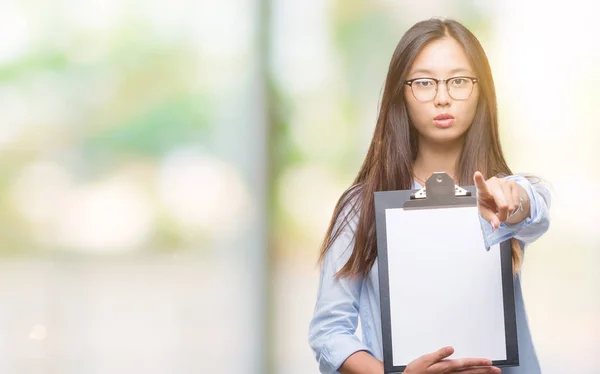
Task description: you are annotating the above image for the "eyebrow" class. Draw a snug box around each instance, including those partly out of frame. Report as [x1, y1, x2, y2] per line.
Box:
[409, 68, 473, 76]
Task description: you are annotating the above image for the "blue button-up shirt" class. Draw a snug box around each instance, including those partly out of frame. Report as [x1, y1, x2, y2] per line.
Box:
[308, 175, 551, 374]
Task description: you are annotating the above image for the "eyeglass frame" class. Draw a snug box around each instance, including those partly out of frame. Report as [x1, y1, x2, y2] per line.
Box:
[404, 76, 479, 102]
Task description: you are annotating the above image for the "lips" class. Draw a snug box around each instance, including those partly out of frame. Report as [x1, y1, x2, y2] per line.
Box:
[434, 113, 454, 120]
[433, 113, 455, 128]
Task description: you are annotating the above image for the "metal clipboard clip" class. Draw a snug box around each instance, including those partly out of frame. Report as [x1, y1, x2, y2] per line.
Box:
[405, 172, 474, 209]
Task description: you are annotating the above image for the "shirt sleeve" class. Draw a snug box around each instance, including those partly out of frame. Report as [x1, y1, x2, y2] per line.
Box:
[479, 174, 551, 249]
[308, 207, 373, 374]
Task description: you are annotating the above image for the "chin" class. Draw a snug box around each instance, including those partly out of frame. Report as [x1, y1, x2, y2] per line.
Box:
[424, 128, 467, 144]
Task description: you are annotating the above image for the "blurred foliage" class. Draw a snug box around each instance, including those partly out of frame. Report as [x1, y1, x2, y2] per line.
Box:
[81, 92, 211, 171]
[0, 11, 217, 255]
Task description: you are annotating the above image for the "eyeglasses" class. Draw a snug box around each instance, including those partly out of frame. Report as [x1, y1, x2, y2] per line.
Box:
[404, 76, 479, 102]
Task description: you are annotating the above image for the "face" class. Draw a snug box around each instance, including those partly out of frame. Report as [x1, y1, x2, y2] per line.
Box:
[404, 37, 479, 145]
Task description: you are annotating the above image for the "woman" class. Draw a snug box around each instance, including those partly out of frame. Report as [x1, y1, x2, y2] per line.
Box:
[308, 18, 551, 374]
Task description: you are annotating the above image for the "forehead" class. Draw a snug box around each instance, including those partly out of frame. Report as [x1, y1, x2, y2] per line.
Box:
[408, 37, 474, 76]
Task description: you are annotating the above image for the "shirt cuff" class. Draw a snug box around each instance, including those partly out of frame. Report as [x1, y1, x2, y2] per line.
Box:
[320, 334, 373, 374]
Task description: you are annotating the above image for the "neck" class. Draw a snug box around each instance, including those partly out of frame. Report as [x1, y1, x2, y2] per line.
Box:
[413, 136, 464, 183]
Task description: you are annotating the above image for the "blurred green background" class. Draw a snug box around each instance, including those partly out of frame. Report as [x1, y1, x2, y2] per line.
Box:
[0, 0, 598, 373]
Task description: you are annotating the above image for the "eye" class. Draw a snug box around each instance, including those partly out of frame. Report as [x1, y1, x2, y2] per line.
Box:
[450, 78, 467, 86]
[414, 79, 434, 88]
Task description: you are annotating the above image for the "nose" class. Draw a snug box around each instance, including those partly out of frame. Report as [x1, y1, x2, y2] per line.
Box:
[434, 81, 451, 107]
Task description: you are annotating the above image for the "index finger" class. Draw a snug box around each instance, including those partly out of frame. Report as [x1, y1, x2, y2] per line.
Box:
[473, 172, 492, 197]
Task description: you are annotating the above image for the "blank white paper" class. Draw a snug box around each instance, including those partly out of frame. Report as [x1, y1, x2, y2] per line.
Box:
[385, 206, 506, 366]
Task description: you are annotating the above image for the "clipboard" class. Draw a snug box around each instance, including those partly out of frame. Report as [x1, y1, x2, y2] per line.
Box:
[374, 172, 518, 374]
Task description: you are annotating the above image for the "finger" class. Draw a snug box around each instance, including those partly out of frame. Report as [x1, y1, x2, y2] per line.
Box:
[473, 172, 492, 198]
[479, 206, 501, 230]
[512, 183, 520, 211]
[450, 367, 502, 374]
[503, 182, 516, 213]
[436, 358, 493, 371]
[492, 185, 509, 222]
[420, 346, 454, 365]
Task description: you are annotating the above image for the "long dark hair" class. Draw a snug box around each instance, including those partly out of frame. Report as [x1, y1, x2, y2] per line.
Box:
[319, 18, 524, 277]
